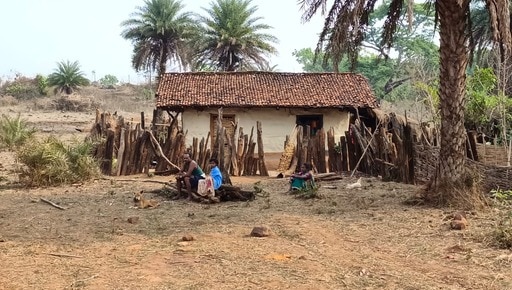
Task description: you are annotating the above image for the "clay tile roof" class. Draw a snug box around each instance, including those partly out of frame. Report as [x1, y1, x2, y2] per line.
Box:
[155, 71, 378, 111]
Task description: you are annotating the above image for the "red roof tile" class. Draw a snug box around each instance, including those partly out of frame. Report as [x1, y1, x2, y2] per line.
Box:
[155, 71, 378, 110]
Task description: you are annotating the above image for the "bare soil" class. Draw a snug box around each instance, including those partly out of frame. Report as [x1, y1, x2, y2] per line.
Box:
[1, 90, 512, 290]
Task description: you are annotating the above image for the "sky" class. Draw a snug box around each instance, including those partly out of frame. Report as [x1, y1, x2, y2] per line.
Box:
[0, 0, 326, 84]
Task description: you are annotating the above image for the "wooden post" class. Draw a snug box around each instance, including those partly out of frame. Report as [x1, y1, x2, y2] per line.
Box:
[121, 124, 133, 175]
[243, 127, 254, 175]
[116, 127, 126, 176]
[140, 112, 145, 130]
[102, 128, 115, 175]
[192, 137, 198, 161]
[467, 130, 479, 161]
[240, 133, 248, 176]
[296, 125, 304, 173]
[236, 127, 245, 176]
[256, 121, 268, 176]
[327, 128, 336, 172]
[230, 121, 239, 176]
[317, 128, 327, 173]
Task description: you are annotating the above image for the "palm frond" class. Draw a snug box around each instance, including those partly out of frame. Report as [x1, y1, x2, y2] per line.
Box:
[0, 114, 36, 150]
[17, 136, 100, 186]
[47, 60, 89, 94]
[192, 0, 278, 71]
[121, 0, 195, 75]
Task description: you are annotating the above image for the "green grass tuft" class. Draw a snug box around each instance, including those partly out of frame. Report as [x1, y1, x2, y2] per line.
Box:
[0, 114, 36, 150]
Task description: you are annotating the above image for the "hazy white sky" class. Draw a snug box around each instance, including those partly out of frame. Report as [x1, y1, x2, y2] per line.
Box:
[0, 0, 325, 84]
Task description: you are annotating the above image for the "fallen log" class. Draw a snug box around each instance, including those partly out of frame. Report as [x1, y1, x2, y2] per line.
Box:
[216, 184, 255, 202]
[318, 176, 344, 181]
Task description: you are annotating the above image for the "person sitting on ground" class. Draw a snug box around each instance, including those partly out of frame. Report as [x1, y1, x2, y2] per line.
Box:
[176, 153, 206, 200]
[208, 158, 223, 190]
[197, 158, 224, 198]
[289, 163, 314, 191]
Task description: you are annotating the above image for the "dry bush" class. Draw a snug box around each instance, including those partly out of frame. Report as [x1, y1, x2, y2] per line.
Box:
[0, 95, 18, 106]
[53, 94, 99, 112]
[16, 136, 100, 186]
[79, 84, 154, 114]
[0, 76, 42, 100]
[31, 97, 55, 110]
[420, 169, 490, 210]
[493, 211, 512, 249]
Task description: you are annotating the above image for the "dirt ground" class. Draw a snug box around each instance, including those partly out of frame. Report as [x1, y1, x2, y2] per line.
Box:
[1, 92, 512, 290]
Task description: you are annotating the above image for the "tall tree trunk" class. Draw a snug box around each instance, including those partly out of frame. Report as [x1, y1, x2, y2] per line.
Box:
[430, 0, 470, 190]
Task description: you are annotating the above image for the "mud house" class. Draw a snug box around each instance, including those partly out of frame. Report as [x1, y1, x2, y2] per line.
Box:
[155, 71, 378, 167]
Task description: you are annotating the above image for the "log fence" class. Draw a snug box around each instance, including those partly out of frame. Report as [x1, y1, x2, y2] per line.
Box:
[90, 108, 510, 191]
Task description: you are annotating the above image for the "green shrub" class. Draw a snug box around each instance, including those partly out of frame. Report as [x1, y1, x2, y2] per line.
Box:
[17, 136, 100, 186]
[1, 76, 43, 100]
[0, 114, 36, 150]
[493, 211, 512, 249]
[35, 74, 49, 95]
[99, 74, 119, 88]
[491, 189, 512, 204]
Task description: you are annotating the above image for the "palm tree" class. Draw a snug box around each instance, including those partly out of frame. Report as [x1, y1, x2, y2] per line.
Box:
[47, 60, 89, 95]
[191, 0, 278, 71]
[300, 0, 512, 203]
[469, 2, 512, 96]
[121, 0, 194, 77]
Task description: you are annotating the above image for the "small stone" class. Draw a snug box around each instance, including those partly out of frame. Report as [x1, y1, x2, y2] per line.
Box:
[127, 216, 139, 224]
[450, 218, 467, 230]
[250, 226, 271, 237]
[182, 235, 195, 241]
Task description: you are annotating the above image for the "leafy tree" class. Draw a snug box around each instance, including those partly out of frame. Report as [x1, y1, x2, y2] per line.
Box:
[294, 3, 439, 100]
[293, 48, 333, 72]
[293, 48, 412, 100]
[466, 67, 512, 143]
[469, 2, 512, 97]
[121, 0, 195, 76]
[99, 74, 119, 88]
[47, 60, 89, 95]
[35, 74, 48, 95]
[191, 0, 278, 71]
[299, 0, 512, 204]
[1, 75, 43, 100]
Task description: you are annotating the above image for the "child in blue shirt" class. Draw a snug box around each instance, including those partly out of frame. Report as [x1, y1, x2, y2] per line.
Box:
[208, 158, 223, 190]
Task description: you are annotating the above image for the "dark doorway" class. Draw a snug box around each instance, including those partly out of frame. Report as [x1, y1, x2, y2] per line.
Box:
[296, 115, 323, 136]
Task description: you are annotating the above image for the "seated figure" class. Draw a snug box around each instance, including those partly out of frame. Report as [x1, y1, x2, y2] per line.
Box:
[289, 163, 314, 191]
[176, 153, 206, 200]
[197, 158, 223, 198]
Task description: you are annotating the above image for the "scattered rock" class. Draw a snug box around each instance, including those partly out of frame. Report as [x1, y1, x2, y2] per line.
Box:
[450, 217, 468, 230]
[127, 216, 139, 224]
[250, 226, 271, 237]
[452, 211, 467, 220]
[182, 235, 195, 241]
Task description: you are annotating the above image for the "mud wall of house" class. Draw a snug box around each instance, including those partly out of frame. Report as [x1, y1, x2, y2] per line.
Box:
[476, 144, 511, 167]
[182, 108, 351, 153]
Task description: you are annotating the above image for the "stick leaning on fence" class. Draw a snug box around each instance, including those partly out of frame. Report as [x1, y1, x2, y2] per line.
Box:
[147, 130, 181, 171]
